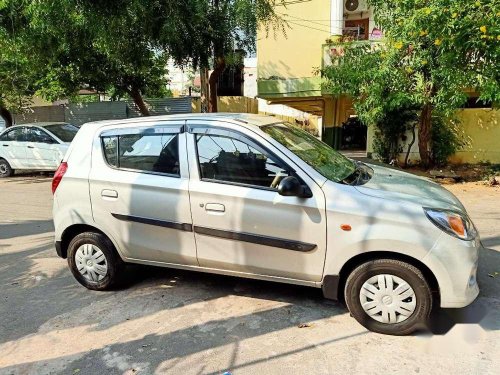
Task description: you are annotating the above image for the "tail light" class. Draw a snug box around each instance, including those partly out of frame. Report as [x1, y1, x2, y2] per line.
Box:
[52, 162, 68, 194]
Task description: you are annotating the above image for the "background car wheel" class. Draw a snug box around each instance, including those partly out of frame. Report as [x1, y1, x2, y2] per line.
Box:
[67, 232, 124, 291]
[0, 159, 13, 178]
[344, 259, 432, 335]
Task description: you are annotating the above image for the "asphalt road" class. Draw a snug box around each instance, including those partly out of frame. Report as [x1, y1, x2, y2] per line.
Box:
[0, 176, 499, 375]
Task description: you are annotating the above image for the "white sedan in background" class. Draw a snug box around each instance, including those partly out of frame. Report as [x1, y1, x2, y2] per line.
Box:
[0, 122, 78, 177]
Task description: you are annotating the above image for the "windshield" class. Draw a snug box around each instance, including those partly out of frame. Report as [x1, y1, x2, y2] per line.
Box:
[262, 123, 357, 182]
[44, 123, 79, 142]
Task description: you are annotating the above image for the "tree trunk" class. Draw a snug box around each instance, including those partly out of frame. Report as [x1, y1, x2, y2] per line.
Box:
[0, 105, 13, 128]
[208, 56, 226, 113]
[200, 68, 210, 113]
[129, 87, 150, 116]
[418, 103, 432, 167]
[405, 123, 417, 168]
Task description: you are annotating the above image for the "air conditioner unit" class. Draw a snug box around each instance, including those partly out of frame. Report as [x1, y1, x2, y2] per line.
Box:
[344, 0, 369, 14]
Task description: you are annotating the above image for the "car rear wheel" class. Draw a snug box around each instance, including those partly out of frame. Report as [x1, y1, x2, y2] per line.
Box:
[344, 259, 432, 335]
[0, 159, 13, 178]
[67, 232, 124, 290]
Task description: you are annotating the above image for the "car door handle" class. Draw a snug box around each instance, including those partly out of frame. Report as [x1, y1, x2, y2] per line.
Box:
[101, 189, 118, 199]
[27, 146, 35, 149]
[205, 203, 225, 213]
[2, 144, 8, 147]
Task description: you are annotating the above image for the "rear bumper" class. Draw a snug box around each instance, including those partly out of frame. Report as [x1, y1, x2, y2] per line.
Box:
[423, 233, 480, 308]
[55, 240, 65, 259]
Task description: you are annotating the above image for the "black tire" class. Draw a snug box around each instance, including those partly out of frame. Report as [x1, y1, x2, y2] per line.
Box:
[67, 232, 124, 291]
[344, 259, 432, 336]
[0, 158, 13, 178]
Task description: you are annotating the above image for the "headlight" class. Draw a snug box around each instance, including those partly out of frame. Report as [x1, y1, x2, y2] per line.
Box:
[424, 208, 477, 241]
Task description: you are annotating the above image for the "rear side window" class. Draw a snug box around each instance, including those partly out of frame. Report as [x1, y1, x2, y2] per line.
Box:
[102, 133, 180, 176]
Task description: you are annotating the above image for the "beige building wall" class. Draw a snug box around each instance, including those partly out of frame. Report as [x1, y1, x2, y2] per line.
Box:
[257, 0, 331, 80]
[451, 109, 500, 164]
[366, 109, 500, 165]
[191, 97, 258, 114]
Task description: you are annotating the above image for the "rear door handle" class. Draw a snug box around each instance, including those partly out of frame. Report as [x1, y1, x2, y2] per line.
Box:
[27, 146, 35, 149]
[205, 203, 225, 213]
[101, 189, 118, 199]
[2, 144, 8, 147]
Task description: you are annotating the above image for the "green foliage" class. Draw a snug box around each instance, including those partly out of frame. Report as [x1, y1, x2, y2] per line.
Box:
[431, 116, 465, 166]
[372, 109, 419, 163]
[0, 1, 285, 116]
[322, 0, 499, 166]
[0, 4, 39, 115]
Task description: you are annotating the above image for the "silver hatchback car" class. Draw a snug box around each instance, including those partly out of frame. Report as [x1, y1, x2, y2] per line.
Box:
[52, 114, 480, 335]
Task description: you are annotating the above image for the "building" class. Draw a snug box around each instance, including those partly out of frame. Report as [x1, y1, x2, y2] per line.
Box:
[257, 0, 376, 151]
[257, 0, 500, 164]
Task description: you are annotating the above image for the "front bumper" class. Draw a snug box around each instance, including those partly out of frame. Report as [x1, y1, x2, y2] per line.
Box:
[423, 233, 480, 308]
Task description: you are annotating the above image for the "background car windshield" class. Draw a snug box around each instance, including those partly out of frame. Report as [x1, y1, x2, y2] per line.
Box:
[262, 123, 356, 182]
[44, 124, 79, 142]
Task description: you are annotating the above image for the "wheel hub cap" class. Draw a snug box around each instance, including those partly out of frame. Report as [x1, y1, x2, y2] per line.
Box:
[0, 165, 7, 174]
[359, 274, 417, 324]
[382, 295, 393, 305]
[75, 244, 108, 282]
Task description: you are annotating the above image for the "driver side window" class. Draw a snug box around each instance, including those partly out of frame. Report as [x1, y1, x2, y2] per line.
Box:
[195, 132, 291, 189]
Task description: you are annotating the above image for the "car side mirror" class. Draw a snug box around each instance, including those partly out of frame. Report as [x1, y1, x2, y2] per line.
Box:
[277, 176, 312, 198]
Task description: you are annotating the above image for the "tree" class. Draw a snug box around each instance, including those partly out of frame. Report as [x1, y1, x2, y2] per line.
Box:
[1, 0, 284, 118]
[322, 0, 499, 166]
[31, 0, 174, 115]
[0, 0, 171, 117]
[150, 0, 285, 112]
[0, 4, 40, 127]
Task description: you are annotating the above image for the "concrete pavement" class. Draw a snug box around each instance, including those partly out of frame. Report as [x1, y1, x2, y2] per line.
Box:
[0, 176, 498, 374]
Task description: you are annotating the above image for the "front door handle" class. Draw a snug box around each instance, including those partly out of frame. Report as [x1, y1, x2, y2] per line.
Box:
[205, 203, 225, 213]
[101, 189, 118, 199]
[27, 145, 35, 149]
[2, 144, 8, 147]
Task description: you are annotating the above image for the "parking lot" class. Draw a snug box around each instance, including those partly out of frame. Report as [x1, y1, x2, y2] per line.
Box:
[0, 176, 499, 375]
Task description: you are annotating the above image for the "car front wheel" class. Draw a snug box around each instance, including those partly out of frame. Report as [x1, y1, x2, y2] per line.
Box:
[344, 259, 432, 335]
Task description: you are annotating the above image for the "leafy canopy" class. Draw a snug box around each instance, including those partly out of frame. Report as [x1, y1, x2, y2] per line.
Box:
[322, 0, 499, 165]
[323, 0, 499, 124]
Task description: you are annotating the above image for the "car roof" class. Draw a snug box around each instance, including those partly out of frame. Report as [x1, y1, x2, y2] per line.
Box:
[20, 122, 71, 127]
[5, 122, 71, 128]
[82, 113, 283, 130]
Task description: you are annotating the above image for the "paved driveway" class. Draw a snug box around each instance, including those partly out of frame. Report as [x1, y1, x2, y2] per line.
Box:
[0, 177, 498, 374]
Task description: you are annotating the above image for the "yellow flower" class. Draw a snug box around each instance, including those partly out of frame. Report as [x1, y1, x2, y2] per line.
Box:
[422, 60, 428, 65]
[420, 30, 428, 36]
[434, 38, 442, 46]
[394, 41, 404, 49]
[424, 7, 432, 15]
[497, 35, 500, 41]
[480, 26, 487, 33]
[451, 12, 458, 18]
[405, 67, 414, 74]
[475, 1, 481, 6]
[481, 35, 488, 39]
